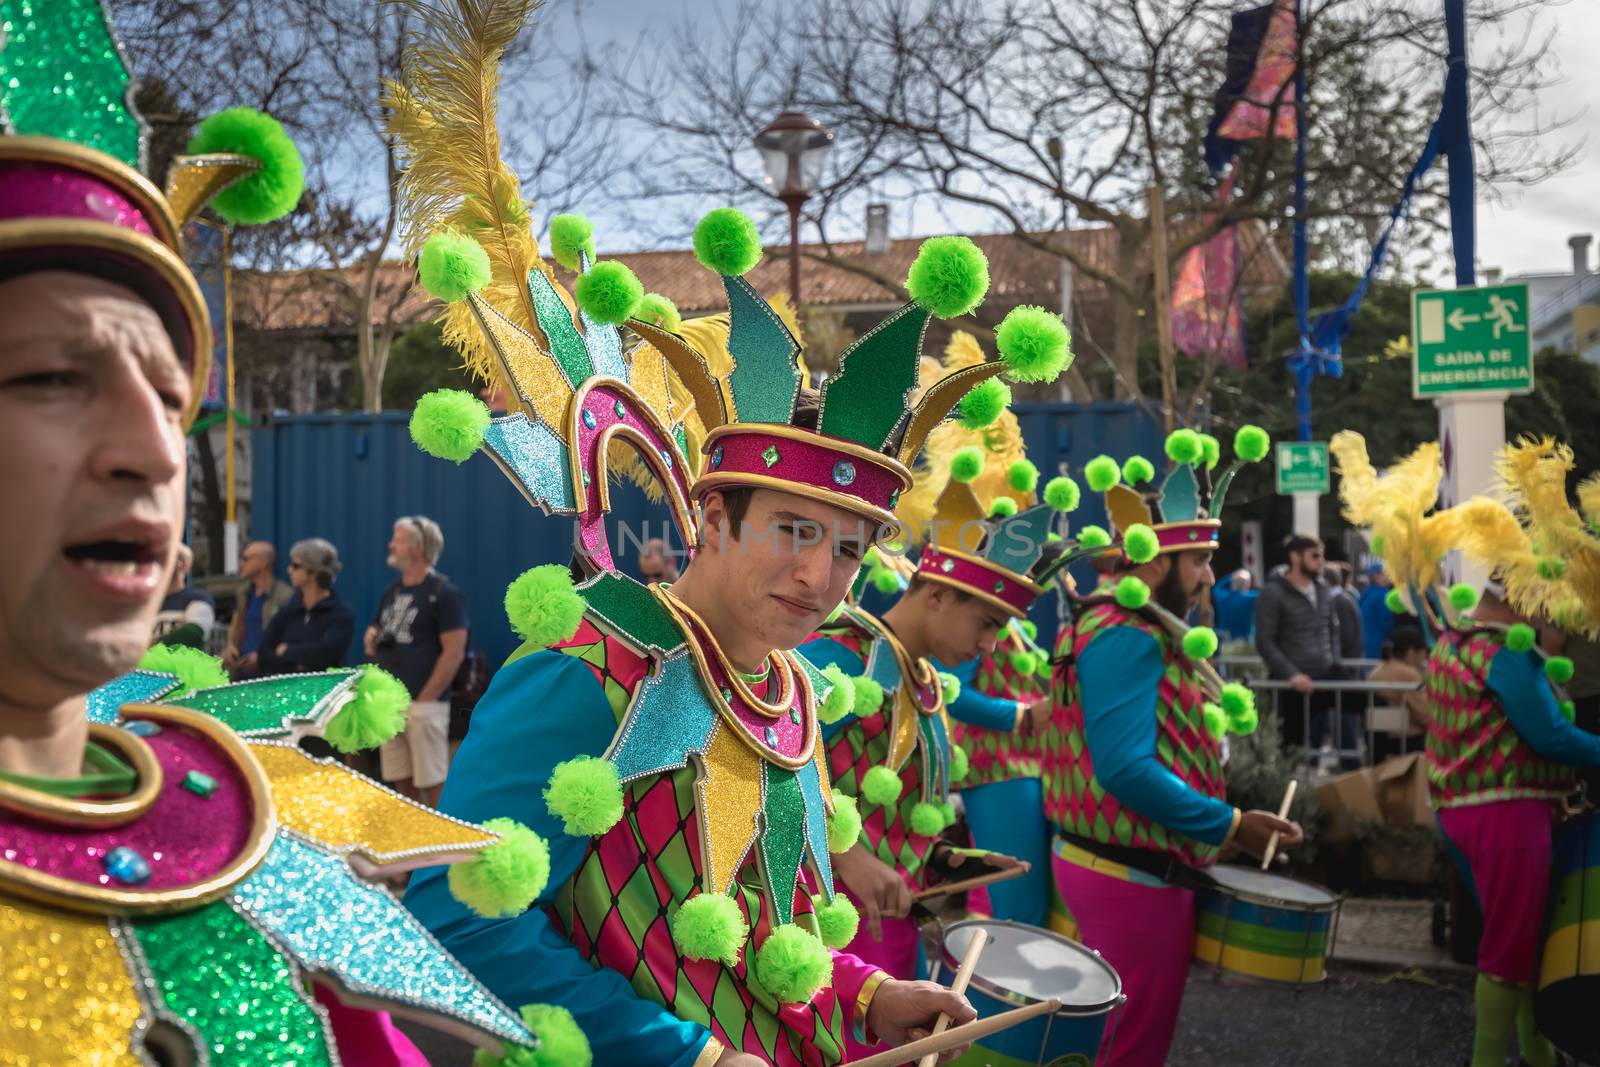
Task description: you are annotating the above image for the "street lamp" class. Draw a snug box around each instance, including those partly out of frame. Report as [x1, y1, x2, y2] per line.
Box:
[754, 110, 833, 305]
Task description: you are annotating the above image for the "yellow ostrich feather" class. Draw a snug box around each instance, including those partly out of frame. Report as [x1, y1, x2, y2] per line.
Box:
[1492, 437, 1600, 635]
[1578, 472, 1600, 530]
[1330, 431, 1446, 591]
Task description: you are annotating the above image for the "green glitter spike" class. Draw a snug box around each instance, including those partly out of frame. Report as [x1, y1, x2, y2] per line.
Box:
[578, 572, 686, 654]
[1159, 463, 1201, 523]
[166, 671, 358, 737]
[819, 303, 930, 450]
[0, 0, 147, 168]
[724, 275, 801, 425]
[526, 268, 595, 385]
[758, 765, 807, 927]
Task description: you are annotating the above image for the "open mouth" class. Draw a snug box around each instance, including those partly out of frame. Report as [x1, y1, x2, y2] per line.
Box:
[62, 534, 167, 597]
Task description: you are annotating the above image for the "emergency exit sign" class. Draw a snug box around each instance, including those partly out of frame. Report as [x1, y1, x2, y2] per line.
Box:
[1411, 282, 1533, 397]
[1276, 441, 1330, 495]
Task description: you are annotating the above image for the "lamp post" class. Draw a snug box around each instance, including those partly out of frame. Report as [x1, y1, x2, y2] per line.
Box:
[754, 110, 833, 305]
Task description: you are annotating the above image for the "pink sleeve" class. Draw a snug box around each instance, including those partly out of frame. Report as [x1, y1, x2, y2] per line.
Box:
[313, 984, 432, 1067]
[829, 948, 890, 1037]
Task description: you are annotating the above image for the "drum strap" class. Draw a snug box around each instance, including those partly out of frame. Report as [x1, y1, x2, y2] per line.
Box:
[1058, 832, 1216, 892]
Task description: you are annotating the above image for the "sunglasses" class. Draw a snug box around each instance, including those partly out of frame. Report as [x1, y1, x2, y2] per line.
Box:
[288, 561, 304, 570]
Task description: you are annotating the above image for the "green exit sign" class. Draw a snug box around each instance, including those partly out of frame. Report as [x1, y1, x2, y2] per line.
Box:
[1276, 441, 1329, 495]
[1411, 282, 1533, 397]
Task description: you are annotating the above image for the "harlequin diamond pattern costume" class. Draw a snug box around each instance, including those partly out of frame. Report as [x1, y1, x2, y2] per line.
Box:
[1041, 429, 1267, 1067]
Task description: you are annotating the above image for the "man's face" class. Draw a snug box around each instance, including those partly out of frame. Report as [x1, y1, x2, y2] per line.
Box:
[1290, 544, 1323, 578]
[387, 523, 421, 571]
[240, 542, 272, 580]
[639, 551, 671, 583]
[924, 587, 1012, 667]
[698, 488, 870, 652]
[0, 272, 188, 702]
[1155, 550, 1214, 615]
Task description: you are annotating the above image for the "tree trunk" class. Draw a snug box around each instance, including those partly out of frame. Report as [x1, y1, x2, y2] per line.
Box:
[360, 141, 403, 411]
[1111, 228, 1143, 401]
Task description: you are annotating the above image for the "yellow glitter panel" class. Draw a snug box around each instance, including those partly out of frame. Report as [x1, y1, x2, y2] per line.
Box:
[248, 744, 496, 866]
[163, 154, 261, 228]
[694, 725, 763, 894]
[462, 294, 573, 431]
[0, 899, 144, 1066]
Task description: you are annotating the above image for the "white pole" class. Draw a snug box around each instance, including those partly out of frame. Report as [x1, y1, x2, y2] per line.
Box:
[1292, 492, 1320, 538]
[1437, 392, 1506, 590]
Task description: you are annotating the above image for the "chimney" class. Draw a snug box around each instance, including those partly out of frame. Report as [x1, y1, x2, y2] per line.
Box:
[865, 203, 890, 255]
[1569, 233, 1592, 276]
[1483, 267, 1502, 285]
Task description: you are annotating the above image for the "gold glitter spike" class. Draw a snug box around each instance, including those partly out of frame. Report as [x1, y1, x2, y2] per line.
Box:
[248, 743, 497, 872]
[1106, 483, 1153, 537]
[163, 153, 261, 228]
[929, 479, 989, 556]
[694, 725, 763, 894]
[464, 293, 573, 430]
[0, 899, 145, 1065]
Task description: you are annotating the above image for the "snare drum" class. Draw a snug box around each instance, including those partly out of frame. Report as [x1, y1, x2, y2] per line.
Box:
[934, 918, 1123, 1067]
[1536, 811, 1598, 1062]
[1193, 865, 1340, 984]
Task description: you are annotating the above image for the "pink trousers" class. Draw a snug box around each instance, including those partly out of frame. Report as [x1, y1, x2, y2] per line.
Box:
[315, 984, 431, 1066]
[839, 883, 922, 1061]
[1437, 798, 1554, 984]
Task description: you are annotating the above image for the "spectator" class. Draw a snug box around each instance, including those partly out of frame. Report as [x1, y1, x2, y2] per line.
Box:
[1255, 534, 1355, 764]
[1359, 562, 1396, 659]
[1325, 561, 1364, 661]
[257, 538, 354, 675]
[637, 537, 680, 583]
[1367, 626, 1430, 758]
[152, 543, 215, 644]
[1213, 568, 1259, 643]
[365, 516, 467, 808]
[222, 541, 292, 679]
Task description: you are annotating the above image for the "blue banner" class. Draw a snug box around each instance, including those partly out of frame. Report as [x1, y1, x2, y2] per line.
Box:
[183, 218, 228, 409]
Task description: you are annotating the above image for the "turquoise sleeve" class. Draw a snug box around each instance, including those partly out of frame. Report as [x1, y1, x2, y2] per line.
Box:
[403, 651, 715, 1067]
[799, 635, 866, 742]
[1078, 626, 1237, 846]
[1487, 647, 1600, 768]
[937, 657, 1021, 731]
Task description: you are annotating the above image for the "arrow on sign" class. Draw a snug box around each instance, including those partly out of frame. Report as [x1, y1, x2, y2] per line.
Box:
[1447, 308, 1481, 331]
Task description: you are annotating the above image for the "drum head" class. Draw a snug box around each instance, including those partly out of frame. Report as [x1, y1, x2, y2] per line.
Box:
[943, 919, 1122, 1015]
[1209, 865, 1338, 909]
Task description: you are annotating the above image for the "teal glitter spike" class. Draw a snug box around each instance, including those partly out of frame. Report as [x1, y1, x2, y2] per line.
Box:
[231, 834, 536, 1049]
[673, 423, 689, 457]
[526, 269, 595, 384]
[166, 671, 358, 737]
[860, 619, 904, 695]
[919, 712, 950, 802]
[578, 308, 628, 381]
[1160, 463, 1201, 523]
[126, 901, 336, 1066]
[0, 0, 147, 168]
[983, 503, 1056, 577]
[758, 765, 808, 927]
[482, 412, 577, 513]
[819, 303, 930, 449]
[795, 756, 835, 898]
[1210, 459, 1245, 518]
[578, 572, 686, 654]
[609, 654, 717, 782]
[724, 275, 801, 424]
[86, 670, 181, 724]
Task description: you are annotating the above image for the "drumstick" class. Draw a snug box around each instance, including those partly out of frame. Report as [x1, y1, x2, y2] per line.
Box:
[915, 928, 989, 1067]
[910, 865, 1027, 902]
[1260, 779, 1299, 871]
[847, 999, 1063, 1067]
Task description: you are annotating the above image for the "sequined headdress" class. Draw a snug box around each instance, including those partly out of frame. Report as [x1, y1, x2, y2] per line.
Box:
[0, 0, 304, 424]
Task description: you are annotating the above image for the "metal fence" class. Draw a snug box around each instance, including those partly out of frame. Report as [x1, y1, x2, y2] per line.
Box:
[1216, 654, 1420, 769]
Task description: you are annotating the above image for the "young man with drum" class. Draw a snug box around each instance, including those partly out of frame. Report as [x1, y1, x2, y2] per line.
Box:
[1044, 431, 1304, 1067]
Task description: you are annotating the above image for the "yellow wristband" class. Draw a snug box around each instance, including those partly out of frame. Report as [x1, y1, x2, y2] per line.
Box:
[692, 1035, 725, 1067]
[854, 969, 893, 1044]
[1221, 807, 1243, 848]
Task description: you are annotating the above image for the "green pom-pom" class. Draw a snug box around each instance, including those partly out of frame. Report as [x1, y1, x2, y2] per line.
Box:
[1165, 429, 1202, 466]
[909, 801, 946, 837]
[1385, 588, 1407, 614]
[448, 818, 550, 918]
[544, 756, 623, 836]
[1009, 650, 1038, 676]
[186, 108, 304, 224]
[1234, 425, 1271, 463]
[1220, 682, 1255, 720]
[1044, 476, 1080, 512]
[1183, 626, 1219, 661]
[1538, 557, 1567, 581]
[1084, 455, 1120, 493]
[512, 1003, 592, 1067]
[505, 565, 585, 648]
[1448, 583, 1479, 612]
[634, 292, 682, 332]
[957, 378, 1011, 430]
[950, 446, 985, 483]
[939, 671, 961, 704]
[1228, 699, 1259, 736]
[754, 924, 832, 1005]
[411, 388, 490, 462]
[940, 801, 958, 827]
[1046, 531, 1063, 543]
[861, 765, 903, 807]
[1371, 534, 1388, 557]
[852, 675, 885, 716]
[418, 232, 491, 303]
[811, 894, 860, 949]
[1077, 525, 1111, 549]
[1007, 460, 1040, 493]
[1115, 576, 1150, 610]
[1199, 433, 1221, 470]
[990, 497, 1019, 518]
[671, 892, 749, 966]
[1506, 623, 1537, 653]
[1123, 523, 1160, 565]
[323, 665, 409, 753]
[1019, 619, 1038, 640]
[1546, 656, 1575, 685]
[819, 665, 856, 724]
[870, 565, 901, 594]
[693, 207, 763, 276]
[906, 236, 990, 319]
[1202, 702, 1227, 741]
[548, 213, 595, 272]
[827, 790, 862, 853]
[1561, 699, 1577, 723]
[137, 644, 227, 697]
[995, 305, 1072, 383]
[1122, 455, 1156, 485]
[575, 260, 644, 325]
[950, 745, 969, 784]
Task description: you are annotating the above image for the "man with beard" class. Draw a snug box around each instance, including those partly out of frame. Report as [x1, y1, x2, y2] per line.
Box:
[1042, 433, 1303, 1067]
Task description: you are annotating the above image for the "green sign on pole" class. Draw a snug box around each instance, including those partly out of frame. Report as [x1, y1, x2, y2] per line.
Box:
[1276, 441, 1329, 495]
[1411, 282, 1533, 397]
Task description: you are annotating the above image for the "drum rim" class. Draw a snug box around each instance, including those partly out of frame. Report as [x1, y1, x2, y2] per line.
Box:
[1206, 865, 1342, 913]
[939, 917, 1125, 1016]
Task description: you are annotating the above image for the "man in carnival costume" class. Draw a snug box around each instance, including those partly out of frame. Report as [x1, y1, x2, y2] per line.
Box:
[1043, 430, 1304, 1067]
[0, 4, 565, 1063]
[385, 4, 1077, 1063]
[1335, 433, 1600, 1067]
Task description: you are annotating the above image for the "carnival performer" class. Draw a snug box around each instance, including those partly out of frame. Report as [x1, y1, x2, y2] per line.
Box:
[1336, 432, 1600, 1067]
[0, 6, 561, 1061]
[1044, 430, 1303, 1067]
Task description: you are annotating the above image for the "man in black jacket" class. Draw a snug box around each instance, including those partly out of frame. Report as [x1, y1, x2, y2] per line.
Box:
[257, 538, 354, 674]
[1255, 534, 1354, 764]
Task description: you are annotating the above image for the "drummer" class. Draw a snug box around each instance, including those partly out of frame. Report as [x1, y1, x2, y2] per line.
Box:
[1044, 432, 1302, 1067]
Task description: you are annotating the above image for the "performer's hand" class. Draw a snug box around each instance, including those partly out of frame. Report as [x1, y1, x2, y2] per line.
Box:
[866, 979, 978, 1059]
[713, 1049, 767, 1066]
[1233, 809, 1303, 858]
[1022, 696, 1052, 735]
[221, 643, 239, 668]
[932, 844, 1028, 878]
[1289, 673, 1314, 695]
[834, 845, 911, 940]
